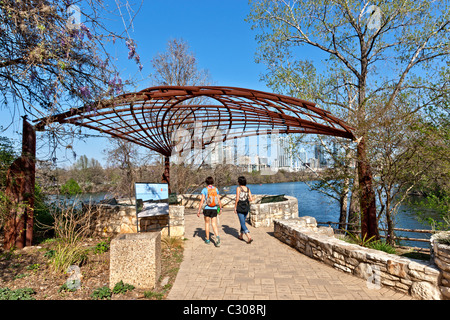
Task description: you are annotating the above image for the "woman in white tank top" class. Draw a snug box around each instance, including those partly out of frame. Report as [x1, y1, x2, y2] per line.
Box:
[234, 176, 253, 244]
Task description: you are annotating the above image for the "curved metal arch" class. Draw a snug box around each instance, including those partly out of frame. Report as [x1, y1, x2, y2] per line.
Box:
[35, 86, 355, 157]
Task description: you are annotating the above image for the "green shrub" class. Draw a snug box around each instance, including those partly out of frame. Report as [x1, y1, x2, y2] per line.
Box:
[367, 240, 397, 254]
[90, 281, 135, 300]
[93, 240, 110, 254]
[112, 280, 135, 294]
[0, 287, 36, 300]
[90, 286, 111, 300]
[58, 283, 77, 293]
[60, 178, 82, 195]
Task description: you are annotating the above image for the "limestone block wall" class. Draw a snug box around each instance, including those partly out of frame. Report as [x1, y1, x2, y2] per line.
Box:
[249, 195, 298, 228]
[179, 194, 298, 228]
[274, 217, 445, 300]
[88, 204, 137, 236]
[88, 201, 185, 238]
[430, 232, 450, 299]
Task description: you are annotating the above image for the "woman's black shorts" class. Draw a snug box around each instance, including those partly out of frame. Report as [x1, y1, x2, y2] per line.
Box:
[203, 209, 218, 218]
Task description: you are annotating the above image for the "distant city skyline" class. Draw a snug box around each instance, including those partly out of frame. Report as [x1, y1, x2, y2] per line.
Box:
[171, 130, 328, 174]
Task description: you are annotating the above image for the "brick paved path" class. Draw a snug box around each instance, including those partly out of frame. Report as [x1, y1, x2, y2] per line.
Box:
[167, 209, 414, 300]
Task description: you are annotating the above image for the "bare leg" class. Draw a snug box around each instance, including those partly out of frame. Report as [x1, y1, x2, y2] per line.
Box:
[211, 217, 219, 237]
[204, 216, 211, 240]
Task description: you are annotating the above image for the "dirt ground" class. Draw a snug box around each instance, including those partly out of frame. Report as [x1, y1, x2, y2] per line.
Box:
[0, 236, 184, 300]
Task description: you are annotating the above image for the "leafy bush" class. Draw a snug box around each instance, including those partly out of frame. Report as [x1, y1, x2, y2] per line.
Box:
[0, 287, 36, 300]
[93, 240, 110, 254]
[90, 281, 134, 300]
[58, 283, 77, 293]
[416, 194, 450, 231]
[60, 178, 82, 195]
[112, 280, 135, 294]
[90, 286, 112, 300]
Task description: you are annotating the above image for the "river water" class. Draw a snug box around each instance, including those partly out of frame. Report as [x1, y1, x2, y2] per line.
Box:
[224, 181, 433, 249]
[53, 181, 433, 248]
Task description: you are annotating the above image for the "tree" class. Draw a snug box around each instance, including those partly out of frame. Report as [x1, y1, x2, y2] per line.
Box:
[150, 38, 213, 192]
[151, 38, 211, 87]
[103, 137, 158, 198]
[1, 0, 143, 143]
[0, 136, 18, 187]
[248, 0, 450, 240]
[412, 111, 450, 231]
[0, 0, 143, 248]
[60, 178, 82, 195]
[0, 136, 18, 228]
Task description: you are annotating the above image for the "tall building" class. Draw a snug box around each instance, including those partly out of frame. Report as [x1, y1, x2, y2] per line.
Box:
[299, 148, 307, 166]
[277, 136, 292, 170]
[314, 144, 327, 168]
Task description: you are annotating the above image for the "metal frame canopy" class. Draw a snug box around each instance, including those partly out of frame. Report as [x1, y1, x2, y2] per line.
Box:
[35, 86, 355, 156]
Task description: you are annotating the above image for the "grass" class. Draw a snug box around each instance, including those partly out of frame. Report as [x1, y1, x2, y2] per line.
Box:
[367, 240, 397, 254]
[340, 232, 397, 254]
[47, 241, 89, 273]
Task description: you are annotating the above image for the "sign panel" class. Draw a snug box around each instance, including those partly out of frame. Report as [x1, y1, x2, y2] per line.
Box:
[135, 183, 169, 218]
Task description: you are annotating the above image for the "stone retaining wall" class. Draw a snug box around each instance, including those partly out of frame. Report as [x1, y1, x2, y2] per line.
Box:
[430, 232, 450, 299]
[87, 192, 297, 237]
[179, 193, 298, 227]
[88, 201, 185, 238]
[250, 195, 298, 228]
[274, 217, 445, 300]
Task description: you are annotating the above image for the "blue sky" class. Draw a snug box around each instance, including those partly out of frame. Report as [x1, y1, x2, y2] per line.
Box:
[1, 0, 321, 167]
[0, 0, 275, 166]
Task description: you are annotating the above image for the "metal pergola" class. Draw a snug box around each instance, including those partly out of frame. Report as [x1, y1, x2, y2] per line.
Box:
[4, 86, 356, 250]
[35, 85, 355, 155]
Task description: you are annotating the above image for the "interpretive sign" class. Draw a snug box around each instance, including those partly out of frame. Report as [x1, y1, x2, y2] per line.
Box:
[135, 183, 169, 232]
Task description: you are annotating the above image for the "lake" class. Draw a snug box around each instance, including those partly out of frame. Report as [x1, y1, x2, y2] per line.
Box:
[223, 181, 433, 249]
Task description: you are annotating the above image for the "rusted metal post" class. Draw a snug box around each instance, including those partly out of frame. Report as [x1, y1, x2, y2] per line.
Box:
[162, 156, 171, 194]
[3, 117, 36, 249]
[23, 118, 36, 246]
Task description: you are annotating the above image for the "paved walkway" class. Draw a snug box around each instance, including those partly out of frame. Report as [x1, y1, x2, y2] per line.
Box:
[167, 209, 414, 300]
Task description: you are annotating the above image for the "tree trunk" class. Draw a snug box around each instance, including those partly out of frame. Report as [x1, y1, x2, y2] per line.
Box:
[385, 196, 395, 245]
[339, 177, 349, 232]
[357, 53, 379, 240]
[357, 137, 379, 240]
[348, 167, 360, 233]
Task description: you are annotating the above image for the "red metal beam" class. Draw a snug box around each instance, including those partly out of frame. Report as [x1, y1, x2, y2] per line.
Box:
[34, 86, 355, 158]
